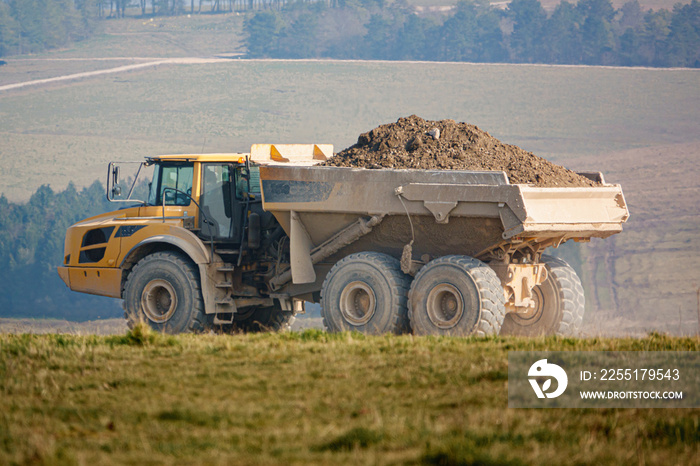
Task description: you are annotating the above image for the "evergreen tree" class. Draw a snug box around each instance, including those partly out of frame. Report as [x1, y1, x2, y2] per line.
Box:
[665, 0, 700, 67]
[507, 0, 547, 63]
[244, 10, 283, 58]
[0, 2, 19, 56]
[277, 11, 322, 58]
[542, 1, 583, 64]
[577, 0, 616, 64]
[639, 9, 672, 66]
[0, 181, 122, 321]
[437, 1, 481, 62]
[394, 14, 433, 61]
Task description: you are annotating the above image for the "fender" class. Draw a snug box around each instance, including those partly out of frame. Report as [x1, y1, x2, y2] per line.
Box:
[120, 226, 211, 267]
[119, 226, 221, 314]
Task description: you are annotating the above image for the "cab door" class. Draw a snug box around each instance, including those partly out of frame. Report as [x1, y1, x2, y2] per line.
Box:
[199, 163, 242, 243]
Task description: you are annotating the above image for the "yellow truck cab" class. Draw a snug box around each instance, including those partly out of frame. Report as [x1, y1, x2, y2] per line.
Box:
[57, 146, 320, 333]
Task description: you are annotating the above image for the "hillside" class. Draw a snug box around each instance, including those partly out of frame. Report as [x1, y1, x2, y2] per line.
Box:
[2, 60, 698, 202]
[566, 142, 700, 335]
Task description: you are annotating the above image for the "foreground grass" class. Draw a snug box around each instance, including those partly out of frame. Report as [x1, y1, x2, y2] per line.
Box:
[0, 329, 697, 465]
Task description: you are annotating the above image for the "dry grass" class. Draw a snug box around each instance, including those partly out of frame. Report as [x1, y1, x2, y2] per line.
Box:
[0, 329, 697, 465]
[2, 60, 699, 202]
[42, 13, 246, 60]
[0, 318, 126, 335]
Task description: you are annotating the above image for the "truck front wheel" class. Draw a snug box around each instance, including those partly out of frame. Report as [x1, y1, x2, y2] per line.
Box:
[408, 255, 506, 337]
[500, 255, 584, 337]
[123, 251, 206, 334]
[321, 252, 410, 334]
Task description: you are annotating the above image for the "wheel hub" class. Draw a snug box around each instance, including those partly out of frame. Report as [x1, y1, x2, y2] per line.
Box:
[339, 281, 376, 325]
[141, 279, 178, 323]
[510, 287, 545, 323]
[426, 283, 464, 329]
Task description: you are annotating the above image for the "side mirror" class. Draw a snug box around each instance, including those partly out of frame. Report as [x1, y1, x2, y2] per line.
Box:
[164, 190, 175, 203]
[112, 185, 122, 197]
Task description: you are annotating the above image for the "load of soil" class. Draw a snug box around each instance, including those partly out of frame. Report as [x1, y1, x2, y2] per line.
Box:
[322, 116, 598, 187]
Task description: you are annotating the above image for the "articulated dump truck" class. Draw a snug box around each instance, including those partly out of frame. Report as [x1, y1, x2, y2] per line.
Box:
[58, 144, 629, 337]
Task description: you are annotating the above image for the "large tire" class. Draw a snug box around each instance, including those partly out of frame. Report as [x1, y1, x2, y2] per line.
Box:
[123, 251, 206, 334]
[500, 255, 585, 337]
[217, 303, 296, 333]
[320, 252, 410, 335]
[408, 255, 506, 337]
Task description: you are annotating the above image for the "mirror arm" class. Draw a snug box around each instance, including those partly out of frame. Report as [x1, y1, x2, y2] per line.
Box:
[126, 163, 143, 200]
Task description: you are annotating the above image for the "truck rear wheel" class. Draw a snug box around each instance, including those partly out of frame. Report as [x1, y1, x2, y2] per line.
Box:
[321, 252, 410, 334]
[123, 251, 206, 334]
[500, 255, 584, 337]
[408, 255, 505, 337]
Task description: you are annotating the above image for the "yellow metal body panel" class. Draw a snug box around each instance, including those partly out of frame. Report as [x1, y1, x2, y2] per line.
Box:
[117, 223, 212, 266]
[60, 266, 122, 298]
[150, 154, 247, 163]
[61, 204, 200, 267]
[250, 144, 332, 164]
[60, 181, 210, 299]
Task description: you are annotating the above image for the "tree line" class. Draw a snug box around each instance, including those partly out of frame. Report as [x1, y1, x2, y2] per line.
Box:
[1, 0, 698, 66]
[244, 0, 700, 67]
[0, 182, 122, 321]
[0, 0, 250, 56]
[0, 0, 113, 56]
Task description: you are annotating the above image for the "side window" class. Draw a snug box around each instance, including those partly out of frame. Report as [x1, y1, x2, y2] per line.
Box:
[235, 165, 261, 200]
[147, 166, 161, 206]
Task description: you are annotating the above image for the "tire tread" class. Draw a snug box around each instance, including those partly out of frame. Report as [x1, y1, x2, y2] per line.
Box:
[408, 255, 506, 337]
[321, 252, 411, 334]
[123, 251, 206, 334]
[541, 255, 585, 337]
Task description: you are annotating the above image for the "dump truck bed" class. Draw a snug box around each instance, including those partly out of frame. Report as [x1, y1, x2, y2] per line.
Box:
[258, 165, 629, 274]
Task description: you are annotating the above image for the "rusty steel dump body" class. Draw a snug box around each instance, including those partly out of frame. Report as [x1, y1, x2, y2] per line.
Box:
[258, 165, 629, 287]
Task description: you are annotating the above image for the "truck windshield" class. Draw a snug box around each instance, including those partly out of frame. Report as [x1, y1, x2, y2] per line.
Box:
[147, 163, 194, 206]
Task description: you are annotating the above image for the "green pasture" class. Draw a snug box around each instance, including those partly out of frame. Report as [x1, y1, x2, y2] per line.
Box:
[0, 328, 697, 465]
[2, 59, 699, 201]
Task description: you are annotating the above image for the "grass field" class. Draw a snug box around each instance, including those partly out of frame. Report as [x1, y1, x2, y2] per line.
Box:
[2, 59, 699, 202]
[27, 14, 246, 60]
[0, 327, 697, 465]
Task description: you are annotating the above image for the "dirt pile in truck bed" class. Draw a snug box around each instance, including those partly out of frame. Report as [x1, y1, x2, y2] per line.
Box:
[322, 116, 598, 187]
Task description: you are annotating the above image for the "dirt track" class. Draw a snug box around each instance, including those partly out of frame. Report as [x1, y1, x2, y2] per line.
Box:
[0, 57, 229, 92]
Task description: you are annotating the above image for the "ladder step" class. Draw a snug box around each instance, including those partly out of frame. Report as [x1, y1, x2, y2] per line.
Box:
[213, 313, 234, 325]
[217, 267, 235, 273]
[215, 282, 233, 289]
[215, 249, 239, 255]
